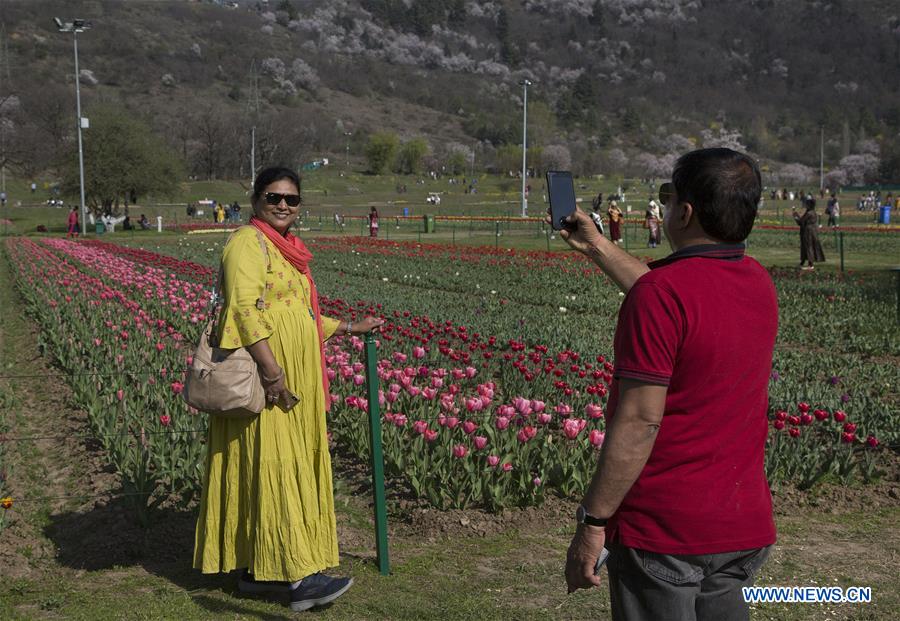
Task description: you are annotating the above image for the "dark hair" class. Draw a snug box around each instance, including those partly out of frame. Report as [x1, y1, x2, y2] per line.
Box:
[671, 148, 761, 243]
[252, 166, 301, 204]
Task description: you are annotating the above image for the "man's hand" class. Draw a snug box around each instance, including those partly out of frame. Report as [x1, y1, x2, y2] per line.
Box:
[545, 207, 605, 256]
[565, 524, 606, 593]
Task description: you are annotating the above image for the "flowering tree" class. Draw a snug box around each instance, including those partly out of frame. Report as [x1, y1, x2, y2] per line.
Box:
[838, 154, 880, 185]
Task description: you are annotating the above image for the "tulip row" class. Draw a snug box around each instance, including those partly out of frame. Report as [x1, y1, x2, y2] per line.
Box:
[5, 235, 890, 524]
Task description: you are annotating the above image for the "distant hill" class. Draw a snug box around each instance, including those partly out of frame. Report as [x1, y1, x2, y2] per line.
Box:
[3, 0, 898, 182]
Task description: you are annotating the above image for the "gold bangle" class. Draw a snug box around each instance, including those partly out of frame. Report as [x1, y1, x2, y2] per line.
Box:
[261, 368, 283, 383]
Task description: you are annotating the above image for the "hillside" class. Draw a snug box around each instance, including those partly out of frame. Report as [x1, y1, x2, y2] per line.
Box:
[2, 0, 899, 182]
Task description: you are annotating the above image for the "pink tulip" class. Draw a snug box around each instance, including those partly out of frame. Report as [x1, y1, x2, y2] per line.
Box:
[326, 368, 336, 380]
[497, 404, 516, 418]
[170, 381, 184, 395]
[116, 389, 124, 401]
[465, 366, 477, 378]
[487, 455, 500, 468]
[407, 386, 421, 397]
[413, 346, 426, 359]
[473, 436, 488, 450]
[563, 418, 587, 439]
[589, 429, 605, 447]
[424, 429, 438, 442]
[495, 416, 510, 431]
[536, 412, 552, 425]
[445, 416, 459, 429]
[555, 403, 573, 417]
[393, 414, 408, 427]
[462, 420, 477, 435]
[465, 397, 483, 413]
[584, 403, 604, 419]
[413, 420, 428, 435]
[353, 374, 365, 386]
[531, 399, 546, 413]
[501, 463, 513, 472]
[159, 414, 171, 426]
[431, 377, 444, 389]
[385, 391, 399, 404]
[533, 477, 542, 487]
[453, 444, 468, 458]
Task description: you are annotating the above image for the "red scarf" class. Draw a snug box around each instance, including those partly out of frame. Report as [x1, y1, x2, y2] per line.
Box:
[250, 217, 330, 410]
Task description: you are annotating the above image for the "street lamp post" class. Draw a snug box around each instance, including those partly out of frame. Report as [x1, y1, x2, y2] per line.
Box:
[345, 131, 352, 168]
[55, 17, 91, 236]
[520, 79, 532, 218]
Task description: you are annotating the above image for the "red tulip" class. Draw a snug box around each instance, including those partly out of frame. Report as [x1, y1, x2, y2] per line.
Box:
[833, 410, 847, 422]
[841, 432, 856, 443]
[773, 420, 785, 430]
[159, 414, 171, 427]
[866, 435, 879, 448]
[843, 422, 857, 434]
[788, 427, 800, 438]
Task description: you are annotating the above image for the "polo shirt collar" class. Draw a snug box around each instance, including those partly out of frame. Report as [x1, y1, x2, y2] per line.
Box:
[648, 243, 746, 269]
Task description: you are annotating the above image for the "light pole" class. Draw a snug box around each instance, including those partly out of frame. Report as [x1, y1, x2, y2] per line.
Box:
[819, 125, 824, 192]
[54, 17, 90, 236]
[520, 79, 532, 218]
[345, 131, 352, 168]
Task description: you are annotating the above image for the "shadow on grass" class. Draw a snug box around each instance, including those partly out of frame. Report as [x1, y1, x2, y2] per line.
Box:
[42, 495, 284, 616]
[42, 482, 382, 617]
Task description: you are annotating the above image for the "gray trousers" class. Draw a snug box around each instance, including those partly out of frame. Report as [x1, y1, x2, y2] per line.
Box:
[607, 543, 772, 621]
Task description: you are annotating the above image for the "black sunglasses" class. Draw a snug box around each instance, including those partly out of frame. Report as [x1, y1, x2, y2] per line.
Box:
[264, 192, 301, 207]
[658, 182, 675, 205]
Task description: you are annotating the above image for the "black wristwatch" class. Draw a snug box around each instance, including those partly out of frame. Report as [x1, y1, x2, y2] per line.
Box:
[576, 504, 608, 527]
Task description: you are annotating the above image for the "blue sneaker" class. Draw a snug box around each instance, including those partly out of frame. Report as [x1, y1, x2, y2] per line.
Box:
[289, 573, 353, 612]
[238, 569, 290, 594]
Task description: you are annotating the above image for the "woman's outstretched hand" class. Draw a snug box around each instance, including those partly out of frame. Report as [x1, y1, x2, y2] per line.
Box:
[354, 316, 385, 334]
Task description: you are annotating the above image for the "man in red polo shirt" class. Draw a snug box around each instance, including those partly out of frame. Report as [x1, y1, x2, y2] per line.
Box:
[559, 148, 777, 621]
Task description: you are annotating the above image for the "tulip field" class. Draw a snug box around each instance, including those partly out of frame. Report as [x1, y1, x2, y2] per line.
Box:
[3, 232, 897, 527]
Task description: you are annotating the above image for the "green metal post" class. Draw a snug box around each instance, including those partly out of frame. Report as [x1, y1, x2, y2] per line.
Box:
[894, 268, 900, 324]
[495, 221, 500, 248]
[839, 231, 845, 273]
[364, 333, 390, 576]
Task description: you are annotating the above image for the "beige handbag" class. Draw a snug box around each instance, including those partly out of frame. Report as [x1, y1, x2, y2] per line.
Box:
[182, 228, 270, 418]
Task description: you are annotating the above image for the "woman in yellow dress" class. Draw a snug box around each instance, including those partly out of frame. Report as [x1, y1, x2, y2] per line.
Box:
[193, 166, 384, 612]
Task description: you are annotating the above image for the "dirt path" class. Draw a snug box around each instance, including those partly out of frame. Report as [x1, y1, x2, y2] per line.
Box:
[0, 252, 122, 579]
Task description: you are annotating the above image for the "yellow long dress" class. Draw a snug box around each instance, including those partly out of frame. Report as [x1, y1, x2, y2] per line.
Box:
[193, 226, 340, 582]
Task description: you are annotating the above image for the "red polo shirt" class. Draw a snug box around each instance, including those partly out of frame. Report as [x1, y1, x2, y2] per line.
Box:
[605, 244, 778, 555]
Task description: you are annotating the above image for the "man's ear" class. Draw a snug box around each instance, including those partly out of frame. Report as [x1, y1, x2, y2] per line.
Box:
[676, 201, 694, 229]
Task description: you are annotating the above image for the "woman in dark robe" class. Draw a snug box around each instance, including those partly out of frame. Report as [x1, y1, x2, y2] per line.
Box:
[792, 198, 825, 270]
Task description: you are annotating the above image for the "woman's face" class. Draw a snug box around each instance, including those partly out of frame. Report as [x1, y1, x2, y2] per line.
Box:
[254, 178, 300, 234]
